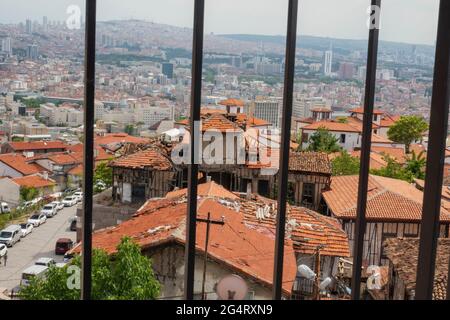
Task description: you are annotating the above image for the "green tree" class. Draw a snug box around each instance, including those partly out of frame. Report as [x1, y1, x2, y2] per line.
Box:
[387, 115, 428, 153]
[94, 162, 113, 192]
[331, 151, 360, 176]
[124, 124, 135, 135]
[20, 186, 39, 202]
[19, 237, 161, 300]
[307, 127, 342, 153]
[370, 155, 414, 182]
[405, 150, 426, 180]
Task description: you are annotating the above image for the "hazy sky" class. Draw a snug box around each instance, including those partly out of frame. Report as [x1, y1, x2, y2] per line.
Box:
[0, 0, 440, 45]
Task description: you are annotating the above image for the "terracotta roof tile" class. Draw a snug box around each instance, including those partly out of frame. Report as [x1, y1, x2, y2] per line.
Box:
[109, 147, 172, 170]
[5, 141, 67, 151]
[289, 152, 331, 175]
[302, 120, 361, 133]
[201, 114, 242, 132]
[0, 154, 41, 175]
[383, 238, 449, 300]
[372, 146, 406, 163]
[166, 181, 239, 200]
[219, 98, 245, 106]
[322, 175, 450, 222]
[74, 196, 297, 296]
[12, 174, 55, 188]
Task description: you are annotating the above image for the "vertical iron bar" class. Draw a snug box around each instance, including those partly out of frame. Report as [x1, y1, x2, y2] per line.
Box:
[184, 0, 204, 300]
[351, 0, 381, 300]
[81, 0, 96, 300]
[272, 0, 298, 300]
[201, 212, 211, 300]
[415, 0, 450, 300]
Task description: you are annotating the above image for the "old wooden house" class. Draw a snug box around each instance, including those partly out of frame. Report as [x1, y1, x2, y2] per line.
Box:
[110, 147, 176, 203]
[321, 174, 450, 266]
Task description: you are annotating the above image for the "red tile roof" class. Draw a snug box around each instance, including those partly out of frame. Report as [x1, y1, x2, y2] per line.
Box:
[68, 164, 83, 175]
[372, 146, 406, 164]
[12, 174, 55, 188]
[0, 154, 42, 175]
[383, 238, 449, 300]
[201, 114, 242, 132]
[71, 182, 350, 296]
[302, 121, 361, 133]
[322, 175, 450, 222]
[95, 133, 149, 147]
[219, 98, 244, 106]
[73, 196, 297, 296]
[47, 153, 81, 165]
[166, 181, 239, 200]
[349, 150, 387, 170]
[109, 147, 172, 170]
[289, 152, 331, 175]
[6, 141, 67, 151]
[241, 197, 350, 257]
[235, 113, 271, 127]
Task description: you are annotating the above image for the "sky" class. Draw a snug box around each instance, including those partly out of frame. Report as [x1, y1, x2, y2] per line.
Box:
[0, 0, 440, 46]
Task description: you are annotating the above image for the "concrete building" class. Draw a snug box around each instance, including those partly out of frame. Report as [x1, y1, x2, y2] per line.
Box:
[249, 97, 282, 128]
[323, 49, 333, 76]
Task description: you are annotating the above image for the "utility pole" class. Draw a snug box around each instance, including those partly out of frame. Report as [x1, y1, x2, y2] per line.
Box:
[198, 212, 224, 300]
[313, 245, 323, 300]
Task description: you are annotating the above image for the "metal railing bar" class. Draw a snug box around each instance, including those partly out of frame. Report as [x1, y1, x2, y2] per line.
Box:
[272, 0, 299, 300]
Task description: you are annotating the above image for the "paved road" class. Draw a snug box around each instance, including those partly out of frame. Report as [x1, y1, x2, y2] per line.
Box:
[0, 205, 77, 290]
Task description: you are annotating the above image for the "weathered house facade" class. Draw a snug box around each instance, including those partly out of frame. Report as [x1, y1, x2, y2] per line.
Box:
[110, 147, 176, 203]
[322, 174, 450, 266]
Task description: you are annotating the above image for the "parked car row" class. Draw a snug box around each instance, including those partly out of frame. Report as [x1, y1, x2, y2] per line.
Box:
[0, 199, 70, 248]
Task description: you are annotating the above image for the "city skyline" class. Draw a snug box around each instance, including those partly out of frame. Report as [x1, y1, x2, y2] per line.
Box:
[0, 0, 440, 46]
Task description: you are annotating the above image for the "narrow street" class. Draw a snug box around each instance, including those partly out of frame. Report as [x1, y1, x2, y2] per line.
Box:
[0, 205, 77, 290]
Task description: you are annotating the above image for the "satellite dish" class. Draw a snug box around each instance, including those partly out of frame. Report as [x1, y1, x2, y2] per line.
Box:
[216, 274, 248, 300]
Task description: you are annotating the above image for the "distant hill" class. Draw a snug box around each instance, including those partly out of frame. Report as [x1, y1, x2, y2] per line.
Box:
[218, 34, 434, 55]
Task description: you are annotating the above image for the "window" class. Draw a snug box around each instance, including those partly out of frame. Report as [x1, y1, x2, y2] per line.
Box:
[301, 183, 314, 205]
[340, 134, 346, 143]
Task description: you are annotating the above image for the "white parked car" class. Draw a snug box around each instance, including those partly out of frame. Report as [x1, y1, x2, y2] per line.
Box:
[0, 243, 7, 257]
[0, 225, 22, 247]
[28, 213, 47, 227]
[73, 191, 83, 203]
[41, 203, 57, 218]
[0, 202, 11, 214]
[62, 196, 77, 207]
[51, 201, 65, 211]
[20, 223, 34, 237]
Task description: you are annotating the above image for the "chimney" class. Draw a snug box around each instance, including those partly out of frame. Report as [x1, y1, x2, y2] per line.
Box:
[43, 171, 48, 180]
[206, 176, 212, 182]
